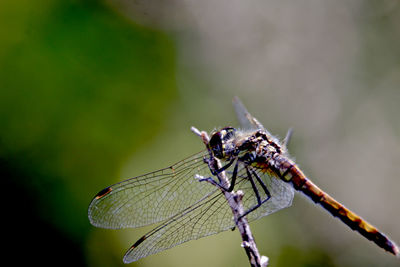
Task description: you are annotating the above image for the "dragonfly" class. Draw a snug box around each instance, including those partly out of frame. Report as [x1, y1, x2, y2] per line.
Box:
[88, 97, 399, 263]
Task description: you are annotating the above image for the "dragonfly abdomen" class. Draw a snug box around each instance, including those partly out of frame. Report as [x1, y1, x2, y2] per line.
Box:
[287, 165, 399, 257]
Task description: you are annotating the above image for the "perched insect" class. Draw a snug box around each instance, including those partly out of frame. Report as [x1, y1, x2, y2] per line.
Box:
[88, 97, 399, 263]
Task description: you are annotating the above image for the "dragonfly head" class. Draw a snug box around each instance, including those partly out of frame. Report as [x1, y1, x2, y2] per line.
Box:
[209, 127, 237, 160]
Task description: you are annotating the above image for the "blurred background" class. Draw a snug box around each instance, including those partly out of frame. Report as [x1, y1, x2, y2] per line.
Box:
[1, 0, 399, 266]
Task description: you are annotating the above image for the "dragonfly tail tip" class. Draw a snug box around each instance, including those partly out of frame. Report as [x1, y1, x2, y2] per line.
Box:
[390, 240, 400, 258]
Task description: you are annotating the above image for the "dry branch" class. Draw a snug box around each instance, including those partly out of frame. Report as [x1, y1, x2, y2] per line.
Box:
[191, 126, 268, 267]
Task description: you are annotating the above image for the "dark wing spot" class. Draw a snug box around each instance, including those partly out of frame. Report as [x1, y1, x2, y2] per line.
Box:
[130, 235, 147, 249]
[95, 187, 112, 199]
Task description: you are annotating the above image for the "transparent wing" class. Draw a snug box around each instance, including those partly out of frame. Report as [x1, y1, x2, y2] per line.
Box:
[88, 151, 217, 229]
[123, 189, 233, 263]
[234, 165, 294, 222]
[233, 96, 264, 130]
[123, 160, 294, 263]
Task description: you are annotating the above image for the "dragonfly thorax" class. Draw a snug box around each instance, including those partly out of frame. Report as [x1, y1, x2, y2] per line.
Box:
[209, 128, 282, 161]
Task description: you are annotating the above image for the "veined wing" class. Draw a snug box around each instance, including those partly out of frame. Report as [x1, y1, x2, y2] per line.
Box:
[229, 163, 294, 222]
[233, 96, 264, 130]
[123, 160, 294, 262]
[234, 97, 292, 155]
[123, 187, 232, 263]
[88, 151, 216, 229]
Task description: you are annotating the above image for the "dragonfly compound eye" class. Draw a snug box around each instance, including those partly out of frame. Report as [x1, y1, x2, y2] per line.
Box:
[209, 127, 236, 159]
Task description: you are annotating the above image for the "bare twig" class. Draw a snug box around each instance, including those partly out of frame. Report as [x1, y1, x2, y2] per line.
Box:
[191, 126, 269, 267]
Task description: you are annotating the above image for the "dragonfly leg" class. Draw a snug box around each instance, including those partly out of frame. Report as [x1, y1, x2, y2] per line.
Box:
[246, 167, 262, 204]
[252, 169, 271, 200]
[198, 160, 239, 192]
[206, 157, 235, 176]
[227, 160, 239, 192]
[238, 168, 271, 220]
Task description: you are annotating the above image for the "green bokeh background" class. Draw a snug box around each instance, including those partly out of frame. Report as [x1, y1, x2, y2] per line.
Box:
[1, 1, 399, 266]
[1, 0, 176, 265]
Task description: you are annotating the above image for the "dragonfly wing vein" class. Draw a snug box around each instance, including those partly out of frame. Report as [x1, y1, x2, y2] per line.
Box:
[234, 165, 294, 222]
[123, 188, 235, 263]
[88, 151, 218, 229]
[233, 96, 264, 130]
